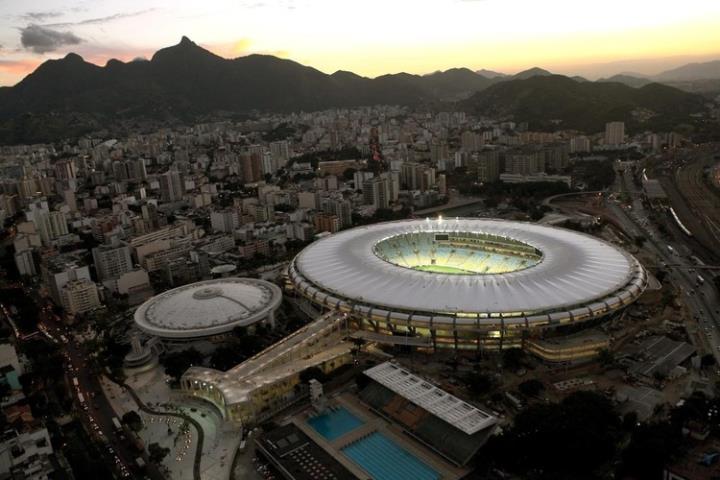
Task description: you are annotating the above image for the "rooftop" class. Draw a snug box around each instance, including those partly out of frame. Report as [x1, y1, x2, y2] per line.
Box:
[292, 218, 646, 318]
[364, 362, 497, 435]
[134, 277, 282, 338]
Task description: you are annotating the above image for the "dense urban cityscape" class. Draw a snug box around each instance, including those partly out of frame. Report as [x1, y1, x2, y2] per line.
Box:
[1, 3, 720, 480]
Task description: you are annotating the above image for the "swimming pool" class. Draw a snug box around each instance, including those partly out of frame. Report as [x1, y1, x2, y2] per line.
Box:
[342, 432, 440, 480]
[307, 407, 364, 441]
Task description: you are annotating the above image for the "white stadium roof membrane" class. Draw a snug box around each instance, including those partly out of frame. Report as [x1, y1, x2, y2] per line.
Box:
[290, 218, 646, 324]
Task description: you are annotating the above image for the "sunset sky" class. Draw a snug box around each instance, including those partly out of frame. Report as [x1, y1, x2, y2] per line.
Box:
[1, 0, 720, 86]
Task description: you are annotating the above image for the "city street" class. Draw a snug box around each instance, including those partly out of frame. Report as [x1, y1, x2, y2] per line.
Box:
[36, 301, 163, 480]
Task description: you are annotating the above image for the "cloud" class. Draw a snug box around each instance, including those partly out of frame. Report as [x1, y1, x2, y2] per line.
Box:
[21, 11, 63, 22]
[20, 24, 83, 54]
[46, 9, 156, 27]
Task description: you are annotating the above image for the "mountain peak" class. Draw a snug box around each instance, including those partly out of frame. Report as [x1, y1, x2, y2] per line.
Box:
[63, 53, 85, 63]
[475, 68, 507, 79]
[513, 67, 552, 79]
[151, 36, 220, 63]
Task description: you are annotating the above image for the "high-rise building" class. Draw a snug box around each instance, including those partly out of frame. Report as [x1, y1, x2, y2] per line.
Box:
[543, 144, 570, 171]
[604, 122, 625, 146]
[505, 153, 545, 175]
[460, 131, 483, 152]
[363, 176, 392, 209]
[313, 212, 340, 233]
[400, 162, 436, 191]
[240, 151, 263, 183]
[269, 140, 291, 170]
[14, 249, 36, 277]
[159, 169, 184, 202]
[210, 210, 241, 233]
[54, 159, 77, 180]
[63, 189, 77, 212]
[475, 151, 501, 182]
[41, 253, 92, 307]
[297, 192, 319, 210]
[437, 174, 447, 195]
[127, 158, 147, 181]
[321, 197, 352, 228]
[60, 279, 100, 315]
[569, 136, 591, 153]
[353, 171, 374, 189]
[26, 202, 69, 246]
[92, 241, 133, 282]
[430, 139, 450, 165]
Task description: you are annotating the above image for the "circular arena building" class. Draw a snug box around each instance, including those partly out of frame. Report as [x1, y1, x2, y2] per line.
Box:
[288, 218, 647, 352]
[134, 278, 282, 340]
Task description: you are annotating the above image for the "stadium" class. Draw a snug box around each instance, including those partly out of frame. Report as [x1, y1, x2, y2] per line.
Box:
[288, 218, 647, 352]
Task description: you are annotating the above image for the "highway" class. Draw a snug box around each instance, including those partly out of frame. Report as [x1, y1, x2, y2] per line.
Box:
[612, 167, 720, 362]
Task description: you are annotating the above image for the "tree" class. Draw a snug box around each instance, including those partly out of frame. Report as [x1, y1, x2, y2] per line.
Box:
[122, 411, 143, 432]
[210, 346, 247, 371]
[342, 168, 357, 181]
[701, 353, 716, 368]
[480, 391, 622, 478]
[350, 338, 366, 355]
[161, 348, 204, 382]
[148, 442, 170, 464]
[598, 348, 615, 367]
[617, 422, 684, 480]
[463, 371, 497, 396]
[622, 411, 638, 431]
[502, 348, 526, 370]
[518, 379, 544, 397]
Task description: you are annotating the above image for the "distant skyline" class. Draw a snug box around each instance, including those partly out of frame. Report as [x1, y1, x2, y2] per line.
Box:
[1, 0, 720, 85]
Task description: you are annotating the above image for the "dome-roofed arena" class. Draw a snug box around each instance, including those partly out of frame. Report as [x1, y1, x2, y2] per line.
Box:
[134, 277, 282, 340]
[288, 218, 647, 351]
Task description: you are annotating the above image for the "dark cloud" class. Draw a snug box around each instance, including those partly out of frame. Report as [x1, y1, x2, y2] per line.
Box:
[46, 9, 156, 27]
[22, 11, 63, 21]
[20, 24, 83, 54]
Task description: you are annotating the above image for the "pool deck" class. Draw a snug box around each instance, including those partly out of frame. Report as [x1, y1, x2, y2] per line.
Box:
[293, 393, 467, 480]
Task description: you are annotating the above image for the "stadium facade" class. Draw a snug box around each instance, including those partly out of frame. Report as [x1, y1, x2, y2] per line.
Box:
[289, 218, 647, 353]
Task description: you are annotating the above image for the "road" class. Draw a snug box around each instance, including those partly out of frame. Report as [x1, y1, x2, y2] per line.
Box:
[36, 302, 163, 480]
[612, 167, 720, 362]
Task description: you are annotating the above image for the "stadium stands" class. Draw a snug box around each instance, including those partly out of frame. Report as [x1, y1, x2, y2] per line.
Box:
[373, 231, 542, 275]
[359, 362, 497, 466]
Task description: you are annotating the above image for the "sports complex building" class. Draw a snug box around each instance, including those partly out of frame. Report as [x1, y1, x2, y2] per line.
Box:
[178, 218, 646, 427]
[288, 218, 647, 353]
[134, 277, 282, 341]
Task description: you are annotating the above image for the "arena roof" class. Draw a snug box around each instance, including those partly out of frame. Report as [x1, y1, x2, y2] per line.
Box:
[134, 277, 282, 338]
[290, 218, 646, 324]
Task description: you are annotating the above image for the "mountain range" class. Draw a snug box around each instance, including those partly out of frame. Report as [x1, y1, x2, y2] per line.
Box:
[462, 74, 706, 133]
[0, 37, 715, 144]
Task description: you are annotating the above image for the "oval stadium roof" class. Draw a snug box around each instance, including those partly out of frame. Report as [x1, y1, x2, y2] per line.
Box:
[290, 218, 646, 323]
